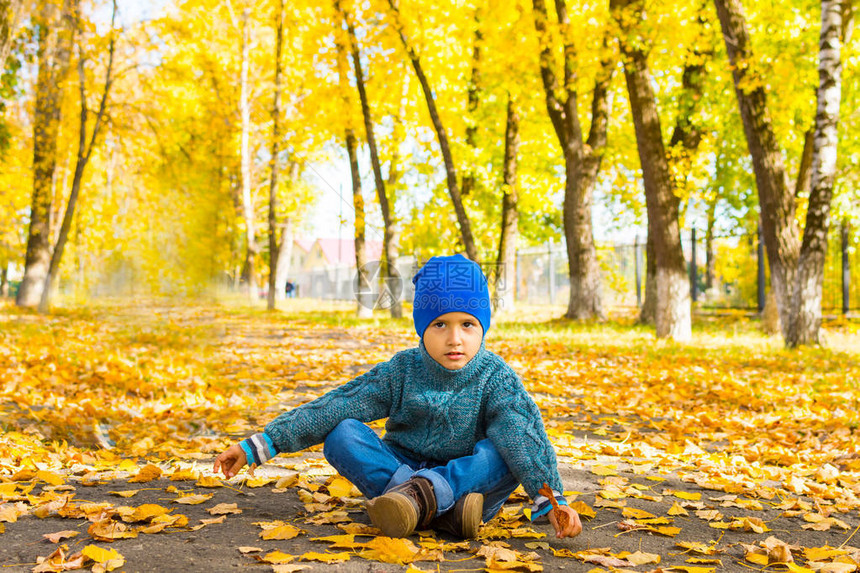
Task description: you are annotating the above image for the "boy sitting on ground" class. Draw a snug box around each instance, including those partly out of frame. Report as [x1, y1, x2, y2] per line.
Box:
[214, 254, 581, 540]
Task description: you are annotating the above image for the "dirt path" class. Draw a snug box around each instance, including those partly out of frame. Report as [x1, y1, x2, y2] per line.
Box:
[2, 451, 858, 572]
[2, 303, 859, 572]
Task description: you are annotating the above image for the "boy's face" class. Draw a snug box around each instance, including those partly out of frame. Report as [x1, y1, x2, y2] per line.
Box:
[422, 312, 483, 370]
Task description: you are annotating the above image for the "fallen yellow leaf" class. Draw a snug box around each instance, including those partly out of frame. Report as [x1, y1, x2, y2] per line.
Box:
[359, 536, 421, 565]
[262, 550, 294, 564]
[590, 465, 618, 476]
[803, 547, 847, 561]
[129, 464, 162, 483]
[35, 471, 64, 486]
[745, 552, 769, 566]
[623, 507, 656, 519]
[170, 469, 199, 481]
[260, 524, 303, 540]
[108, 490, 140, 498]
[299, 551, 351, 564]
[668, 502, 689, 516]
[326, 476, 356, 497]
[569, 501, 596, 519]
[173, 493, 214, 505]
[622, 550, 661, 565]
[207, 503, 241, 515]
[43, 530, 79, 543]
[81, 544, 124, 568]
[195, 476, 223, 488]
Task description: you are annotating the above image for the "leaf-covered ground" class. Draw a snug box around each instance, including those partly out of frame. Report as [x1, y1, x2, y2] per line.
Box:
[1, 299, 859, 572]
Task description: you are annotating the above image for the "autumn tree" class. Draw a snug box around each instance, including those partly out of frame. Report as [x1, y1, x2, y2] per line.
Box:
[386, 0, 479, 261]
[713, 0, 851, 345]
[17, 0, 79, 308]
[531, 0, 614, 320]
[333, 4, 371, 317]
[236, 4, 260, 297]
[38, 0, 117, 311]
[637, 4, 712, 325]
[786, 0, 849, 346]
[494, 95, 520, 311]
[266, 0, 285, 311]
[612, 0, 691, 341]
[338, 0, 403, 317]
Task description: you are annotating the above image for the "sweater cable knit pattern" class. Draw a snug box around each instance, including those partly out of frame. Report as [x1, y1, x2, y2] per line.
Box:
[242, 341, 565, 501]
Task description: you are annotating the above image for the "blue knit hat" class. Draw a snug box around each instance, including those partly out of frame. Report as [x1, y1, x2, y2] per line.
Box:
[412, 254, 491, 339]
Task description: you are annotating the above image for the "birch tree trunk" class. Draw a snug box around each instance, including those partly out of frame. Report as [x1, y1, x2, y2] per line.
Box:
[387, 0, 478, 261]
[274, 216, 293, 298]
[17, 0, 77, 308]
[786, 0, 846, 346]
[532, 0, 612, 320]
[713, 0, 801, 337]
[495, 96, 519, 313]
[266, 0, 285, 311]
[339, 0, 402, 317]
[613, 0, 691, 341]
[39, 0, 116, 312]
[239, 7, 259, 299]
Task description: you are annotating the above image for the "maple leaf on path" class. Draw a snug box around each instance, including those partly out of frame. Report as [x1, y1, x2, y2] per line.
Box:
[538, 482, 570, 532]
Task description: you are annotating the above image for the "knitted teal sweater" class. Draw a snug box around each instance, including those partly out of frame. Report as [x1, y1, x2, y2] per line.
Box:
[241, 341, 565, 502]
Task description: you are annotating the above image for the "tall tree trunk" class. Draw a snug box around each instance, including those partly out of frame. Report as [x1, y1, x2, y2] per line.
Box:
[461, 7, 482, 199]
[531, 0, 612, 320]
[613, 0, 691, 341]
[274, 216, 293, 298]
[387, 0, 478, 261]
[713, 0, 801, 338]
[39, 0, 115, 312]
[339, 0, 402, 317]
[639, 4, 710, 323]
[0, 0, 24, 68]
[345, 129, 370, 317]
[17, 0, 77, 308]
[334, 11, 370, 318]
[266, 0, 285, 311]
[495, 95, 520, 313]
[794, 129, 815, 197]
[239, 7, 258, 299]
[705, 198, 717, 292]
[786, 0, 846, 346]
[0, 264, 8, 297]
[639, 230, 657, 323]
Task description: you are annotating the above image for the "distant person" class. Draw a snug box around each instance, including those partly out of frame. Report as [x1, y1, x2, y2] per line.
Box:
[285, 281, 295, 298]
[214, 255, 580, 540]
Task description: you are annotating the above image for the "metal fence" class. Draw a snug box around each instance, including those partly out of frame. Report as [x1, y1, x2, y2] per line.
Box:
[292, 225, 859, 313]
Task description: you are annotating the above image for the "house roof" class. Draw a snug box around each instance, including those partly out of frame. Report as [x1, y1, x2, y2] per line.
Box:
[293, 238, 314, 253]
[316, 238, 383, 266]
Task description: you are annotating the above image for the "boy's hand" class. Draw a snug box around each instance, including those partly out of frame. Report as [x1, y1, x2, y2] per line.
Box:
[213, 444, 247, 478]
[549, 505, 582, 539]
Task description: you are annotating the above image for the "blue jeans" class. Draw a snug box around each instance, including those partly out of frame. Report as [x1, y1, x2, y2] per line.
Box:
[323, 419, 520, 522]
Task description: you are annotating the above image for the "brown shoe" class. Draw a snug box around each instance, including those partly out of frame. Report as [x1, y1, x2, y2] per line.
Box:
[430, 492, 484, 539]
[366, 477, 437, 538]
